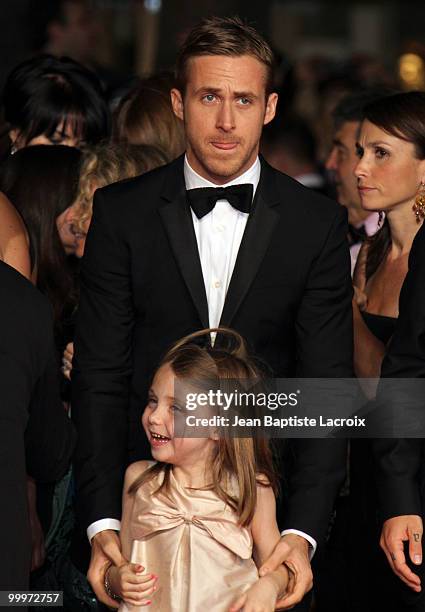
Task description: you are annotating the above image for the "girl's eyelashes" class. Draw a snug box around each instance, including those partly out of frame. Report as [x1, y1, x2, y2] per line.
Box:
[355, 144, 364, 158]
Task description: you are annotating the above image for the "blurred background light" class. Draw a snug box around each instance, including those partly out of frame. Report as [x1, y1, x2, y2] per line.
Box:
[144, 0, 162, 14]
[398, 52, 425, 89]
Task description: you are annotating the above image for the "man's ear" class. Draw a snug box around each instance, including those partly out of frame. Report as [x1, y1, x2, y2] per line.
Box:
[171, 88, 184, 121]
[263, 92, 278, 126]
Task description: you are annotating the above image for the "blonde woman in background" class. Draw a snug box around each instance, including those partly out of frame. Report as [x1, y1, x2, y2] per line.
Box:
[70, 143, 168, 258]
[62, 143, 168, 378]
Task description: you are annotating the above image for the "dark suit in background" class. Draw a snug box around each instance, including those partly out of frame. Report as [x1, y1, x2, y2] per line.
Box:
[373, 222, 425, 610]
[73, 155, 353, 552]
[0, 261, 76, 590]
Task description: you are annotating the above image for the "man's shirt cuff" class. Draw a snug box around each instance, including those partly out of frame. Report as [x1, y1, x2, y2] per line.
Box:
[281, 529, 317, 560]
[87, 518, 121, 543]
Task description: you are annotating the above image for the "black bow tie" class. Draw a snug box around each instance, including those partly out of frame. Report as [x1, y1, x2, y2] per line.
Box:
[186, 183, 253, 219]
[348, 223, 367, 245]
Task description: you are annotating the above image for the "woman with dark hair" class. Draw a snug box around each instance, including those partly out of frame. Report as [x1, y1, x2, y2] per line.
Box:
[349, 91, 425, 611]
[0, 144, 83, 587]
[1, 144, 83, 340]
[353, 91, 425, 381]
[3, 55, 111, 151]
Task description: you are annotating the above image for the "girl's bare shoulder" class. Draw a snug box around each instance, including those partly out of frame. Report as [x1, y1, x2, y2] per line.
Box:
[124, 460, 154, 487]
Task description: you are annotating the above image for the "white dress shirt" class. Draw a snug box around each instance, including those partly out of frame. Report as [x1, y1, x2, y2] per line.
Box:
[184, 156, 260, 331]
[350, 212, 380, 276]
[88, 155, 317, 557]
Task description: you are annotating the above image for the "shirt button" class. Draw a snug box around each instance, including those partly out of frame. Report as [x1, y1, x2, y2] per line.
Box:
[214, 281, 222, 289]
[216, 224, 225, 232]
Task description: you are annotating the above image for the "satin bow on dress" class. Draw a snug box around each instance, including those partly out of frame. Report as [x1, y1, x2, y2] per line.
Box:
[119, 469, 258, 612]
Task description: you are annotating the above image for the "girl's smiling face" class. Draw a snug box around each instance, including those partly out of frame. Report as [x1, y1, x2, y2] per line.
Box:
[142, 364, 216, 472]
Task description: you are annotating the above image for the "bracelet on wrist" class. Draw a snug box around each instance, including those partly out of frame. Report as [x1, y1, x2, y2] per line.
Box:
[104, 564, 121, 602]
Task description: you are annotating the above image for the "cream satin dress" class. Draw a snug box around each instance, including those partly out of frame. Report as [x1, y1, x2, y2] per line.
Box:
[119, 468, 258, 611]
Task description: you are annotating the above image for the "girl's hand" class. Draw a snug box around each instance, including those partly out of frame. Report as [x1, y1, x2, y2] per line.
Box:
[108, 563, 158, 607]
[229, 576, 280, 612]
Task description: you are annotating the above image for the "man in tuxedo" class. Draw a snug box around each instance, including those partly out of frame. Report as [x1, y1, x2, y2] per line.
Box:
[373, 221, 425, 611]
[72, 16, 353, 609]
[0, 260, 75, 590]
[325, 90, 383, 274]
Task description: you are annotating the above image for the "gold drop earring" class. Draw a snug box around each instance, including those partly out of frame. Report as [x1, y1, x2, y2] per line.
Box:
[413, 181, 425, 223]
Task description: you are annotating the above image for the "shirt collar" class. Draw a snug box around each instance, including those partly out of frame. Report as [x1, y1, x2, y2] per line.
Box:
[295, 172, 325, 189]
[184, 154, 261, 198]
[364, 212, 381, 237]
[353, 212, 380, 237]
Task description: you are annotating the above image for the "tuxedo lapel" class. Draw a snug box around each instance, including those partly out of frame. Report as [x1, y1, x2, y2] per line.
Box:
[220, 160, 280, 328]
[159, 157, 209, 329]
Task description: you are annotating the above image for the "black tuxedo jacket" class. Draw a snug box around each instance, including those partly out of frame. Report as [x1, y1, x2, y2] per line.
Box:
[72, 155, 353, 545]
[0, 262, 76, 589]
[373, 221, 425, 521]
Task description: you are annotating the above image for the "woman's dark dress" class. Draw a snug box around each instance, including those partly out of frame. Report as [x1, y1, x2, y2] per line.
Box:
[314, 311, 398, 612]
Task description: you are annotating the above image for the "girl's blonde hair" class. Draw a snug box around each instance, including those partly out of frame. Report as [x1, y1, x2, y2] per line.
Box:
[73, 143, 168, 233]
[129, 327, 279, 526]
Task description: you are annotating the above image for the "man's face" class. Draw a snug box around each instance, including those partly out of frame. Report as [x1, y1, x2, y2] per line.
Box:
[52, 1, 98, 63]
[171, 55, 278, 184]
[326, 120, 361, 209]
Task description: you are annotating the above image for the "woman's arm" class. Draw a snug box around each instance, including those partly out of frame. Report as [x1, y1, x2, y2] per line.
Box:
[0, 192, 31, 279]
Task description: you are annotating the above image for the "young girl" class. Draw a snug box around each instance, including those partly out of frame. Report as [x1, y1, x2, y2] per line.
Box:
[104, 328, 289, 611]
